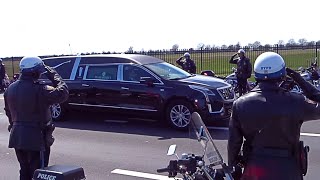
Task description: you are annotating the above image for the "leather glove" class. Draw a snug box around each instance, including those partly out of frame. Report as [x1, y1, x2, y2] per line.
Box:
[286, 67, 302, 82]
[44, 65, 57, 81]
[7, 124, 12, 132]
[286, 67, 320, 102]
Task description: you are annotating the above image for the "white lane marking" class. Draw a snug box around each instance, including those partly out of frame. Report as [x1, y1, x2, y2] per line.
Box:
[0, 97, 3, 100]
[207, 127, 320, 137]
[111, 169, 180, 180]
[0, 112, 3, 115]
[300, 133, 320, 137]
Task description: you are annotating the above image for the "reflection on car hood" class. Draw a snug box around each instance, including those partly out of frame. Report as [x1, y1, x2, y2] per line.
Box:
[179, 74, 229, 88]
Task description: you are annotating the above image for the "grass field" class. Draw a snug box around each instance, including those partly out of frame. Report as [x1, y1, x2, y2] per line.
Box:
[3, 49, 318, 81]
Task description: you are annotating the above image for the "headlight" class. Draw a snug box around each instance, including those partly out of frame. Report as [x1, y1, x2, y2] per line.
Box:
[189, 85, 215, 96]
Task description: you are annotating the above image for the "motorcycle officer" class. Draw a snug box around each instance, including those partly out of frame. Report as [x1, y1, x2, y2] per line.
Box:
[229, 49, 252, 96]
[176, 52, 197, 74]
[228, 52, 320, 180]
[4, 56, 69, 180]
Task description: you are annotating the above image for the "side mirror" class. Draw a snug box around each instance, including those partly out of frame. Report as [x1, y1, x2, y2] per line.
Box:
[167, 144, 177, 156]
[140, 77, 155, 86]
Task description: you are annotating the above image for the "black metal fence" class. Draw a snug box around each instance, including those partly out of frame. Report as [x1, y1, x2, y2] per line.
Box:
[2, 43, 319, 78]
[135, 43, 319, 76]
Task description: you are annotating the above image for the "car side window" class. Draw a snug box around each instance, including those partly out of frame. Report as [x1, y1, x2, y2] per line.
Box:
[86, 65, 118, 80]
[75, 65, 85, 80]
[123, 65, 154, 82]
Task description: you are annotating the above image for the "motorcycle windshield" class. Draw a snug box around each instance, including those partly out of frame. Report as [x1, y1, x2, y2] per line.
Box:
[189, 112, 224, 166]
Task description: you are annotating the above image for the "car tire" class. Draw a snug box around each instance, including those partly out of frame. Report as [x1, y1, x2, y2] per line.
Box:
[166, 100, 194, 130]
[50, 103, 65, 121]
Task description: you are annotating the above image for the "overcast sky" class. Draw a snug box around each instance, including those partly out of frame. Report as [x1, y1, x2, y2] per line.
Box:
[0, 0, 319, 57]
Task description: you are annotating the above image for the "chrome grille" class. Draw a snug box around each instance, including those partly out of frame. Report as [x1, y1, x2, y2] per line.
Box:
[217, 86, 235, 101]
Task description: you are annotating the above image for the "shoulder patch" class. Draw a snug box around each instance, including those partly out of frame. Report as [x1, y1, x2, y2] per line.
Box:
[43, 85, 55, 91]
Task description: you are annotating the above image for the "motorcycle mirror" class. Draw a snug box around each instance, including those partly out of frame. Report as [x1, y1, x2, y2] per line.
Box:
[167, 144, 177, 156]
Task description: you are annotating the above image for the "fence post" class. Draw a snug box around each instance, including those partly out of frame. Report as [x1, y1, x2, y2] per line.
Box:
[276, 44, 279, 53]
[316, 42, 318, 59]
[200, 47, 203, 72]
[11, 57, 14, 77]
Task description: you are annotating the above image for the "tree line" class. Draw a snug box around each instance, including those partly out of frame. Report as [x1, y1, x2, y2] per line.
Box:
[170, 38, 320, 52]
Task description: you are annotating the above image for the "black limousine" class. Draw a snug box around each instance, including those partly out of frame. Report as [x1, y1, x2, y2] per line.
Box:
[40, 54, 235, 130]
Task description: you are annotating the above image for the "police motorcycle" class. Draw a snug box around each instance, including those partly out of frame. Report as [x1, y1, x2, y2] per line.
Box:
[157, 112, 234, 180]
[298, 60, 320, 89]
[2, 73, 11, 91]
[200, 68, 256, 95]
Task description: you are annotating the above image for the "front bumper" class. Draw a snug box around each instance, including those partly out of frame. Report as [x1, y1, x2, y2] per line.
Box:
[206, 101, 233, 120]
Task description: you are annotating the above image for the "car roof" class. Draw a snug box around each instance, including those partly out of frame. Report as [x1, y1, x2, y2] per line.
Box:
[42, 54, 164, 65]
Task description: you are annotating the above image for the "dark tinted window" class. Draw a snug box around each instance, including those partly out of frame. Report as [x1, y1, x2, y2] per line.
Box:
[123, 65, 154, 82]
[42, 58, 75, 79]
[86, 65, 118, 80]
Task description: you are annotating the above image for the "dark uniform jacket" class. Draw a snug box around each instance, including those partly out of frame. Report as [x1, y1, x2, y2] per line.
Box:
[228, 82, 320, 180]
[0, 63, 5, 80]
[4, 70, 69, 151]
[176, 57, 197, 74]
[229, 57, 252, 79]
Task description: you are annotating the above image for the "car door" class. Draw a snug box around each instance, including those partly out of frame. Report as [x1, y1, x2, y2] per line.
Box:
[80, 64, 123, 111]
[120, 64, 164, 112]
[66, 64, 88, 108]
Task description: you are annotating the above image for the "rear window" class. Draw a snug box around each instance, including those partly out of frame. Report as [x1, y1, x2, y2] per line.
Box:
[42, 57, 76, 79]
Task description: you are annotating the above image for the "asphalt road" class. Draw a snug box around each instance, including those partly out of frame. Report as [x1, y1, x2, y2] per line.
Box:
[0, 94, 320, 180]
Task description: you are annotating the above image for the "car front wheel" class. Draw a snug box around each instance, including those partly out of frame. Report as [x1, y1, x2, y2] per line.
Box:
[50, 103, 64, 121]
[166, 100, 194, 130]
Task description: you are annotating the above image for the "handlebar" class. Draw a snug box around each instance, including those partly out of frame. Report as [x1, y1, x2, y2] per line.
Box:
[156, 167, 170, 173]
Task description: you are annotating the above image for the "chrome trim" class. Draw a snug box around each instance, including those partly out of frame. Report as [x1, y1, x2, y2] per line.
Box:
[70, 56, 81, 80]
[207, 104, 224, 114]
[68, 103, 158, 112]
[216, 85, 236, 102]
[53, 60, 72, 69]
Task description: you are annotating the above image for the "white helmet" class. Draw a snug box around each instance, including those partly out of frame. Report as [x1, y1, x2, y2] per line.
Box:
[184, 52, 190, 57]
[254, 52, 286, 80]
[19, 56, 45, 74]
[238, 49, 245, 54]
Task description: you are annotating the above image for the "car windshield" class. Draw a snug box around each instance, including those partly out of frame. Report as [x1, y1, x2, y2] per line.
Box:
[144, 62, 192, 80]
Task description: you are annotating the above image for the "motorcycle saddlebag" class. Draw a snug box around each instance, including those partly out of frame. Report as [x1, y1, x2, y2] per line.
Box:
[33, 165, 85, 180]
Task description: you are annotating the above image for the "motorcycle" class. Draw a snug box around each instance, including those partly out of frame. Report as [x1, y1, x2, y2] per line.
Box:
[11, 73, 20, 83]
[298, 62, 320, 90]
[157, 112, 234, 180]
[201, 68, 256, 96]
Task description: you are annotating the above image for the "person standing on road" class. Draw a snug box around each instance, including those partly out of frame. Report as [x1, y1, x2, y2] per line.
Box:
[229, 49, 252, 96]
[4, 56, 69, 180]
[228, 52, 320, 180]
[0, 58, 6, 92]
[176, 52, 197, 74]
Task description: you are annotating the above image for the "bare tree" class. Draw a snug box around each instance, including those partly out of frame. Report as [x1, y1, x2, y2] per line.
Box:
[287, 39, 296, 46]
[221, 45, 228, 49]
[197, 43, 205, 50]
[205, 45, 211, 50]
[298, 38, 308, 46]
[253, 41, 261, 48]
[127, 46, 134, 53]
[278, 40, 284, 46]
[172, 44, 179, 51]
[235, 42, 241, 49]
